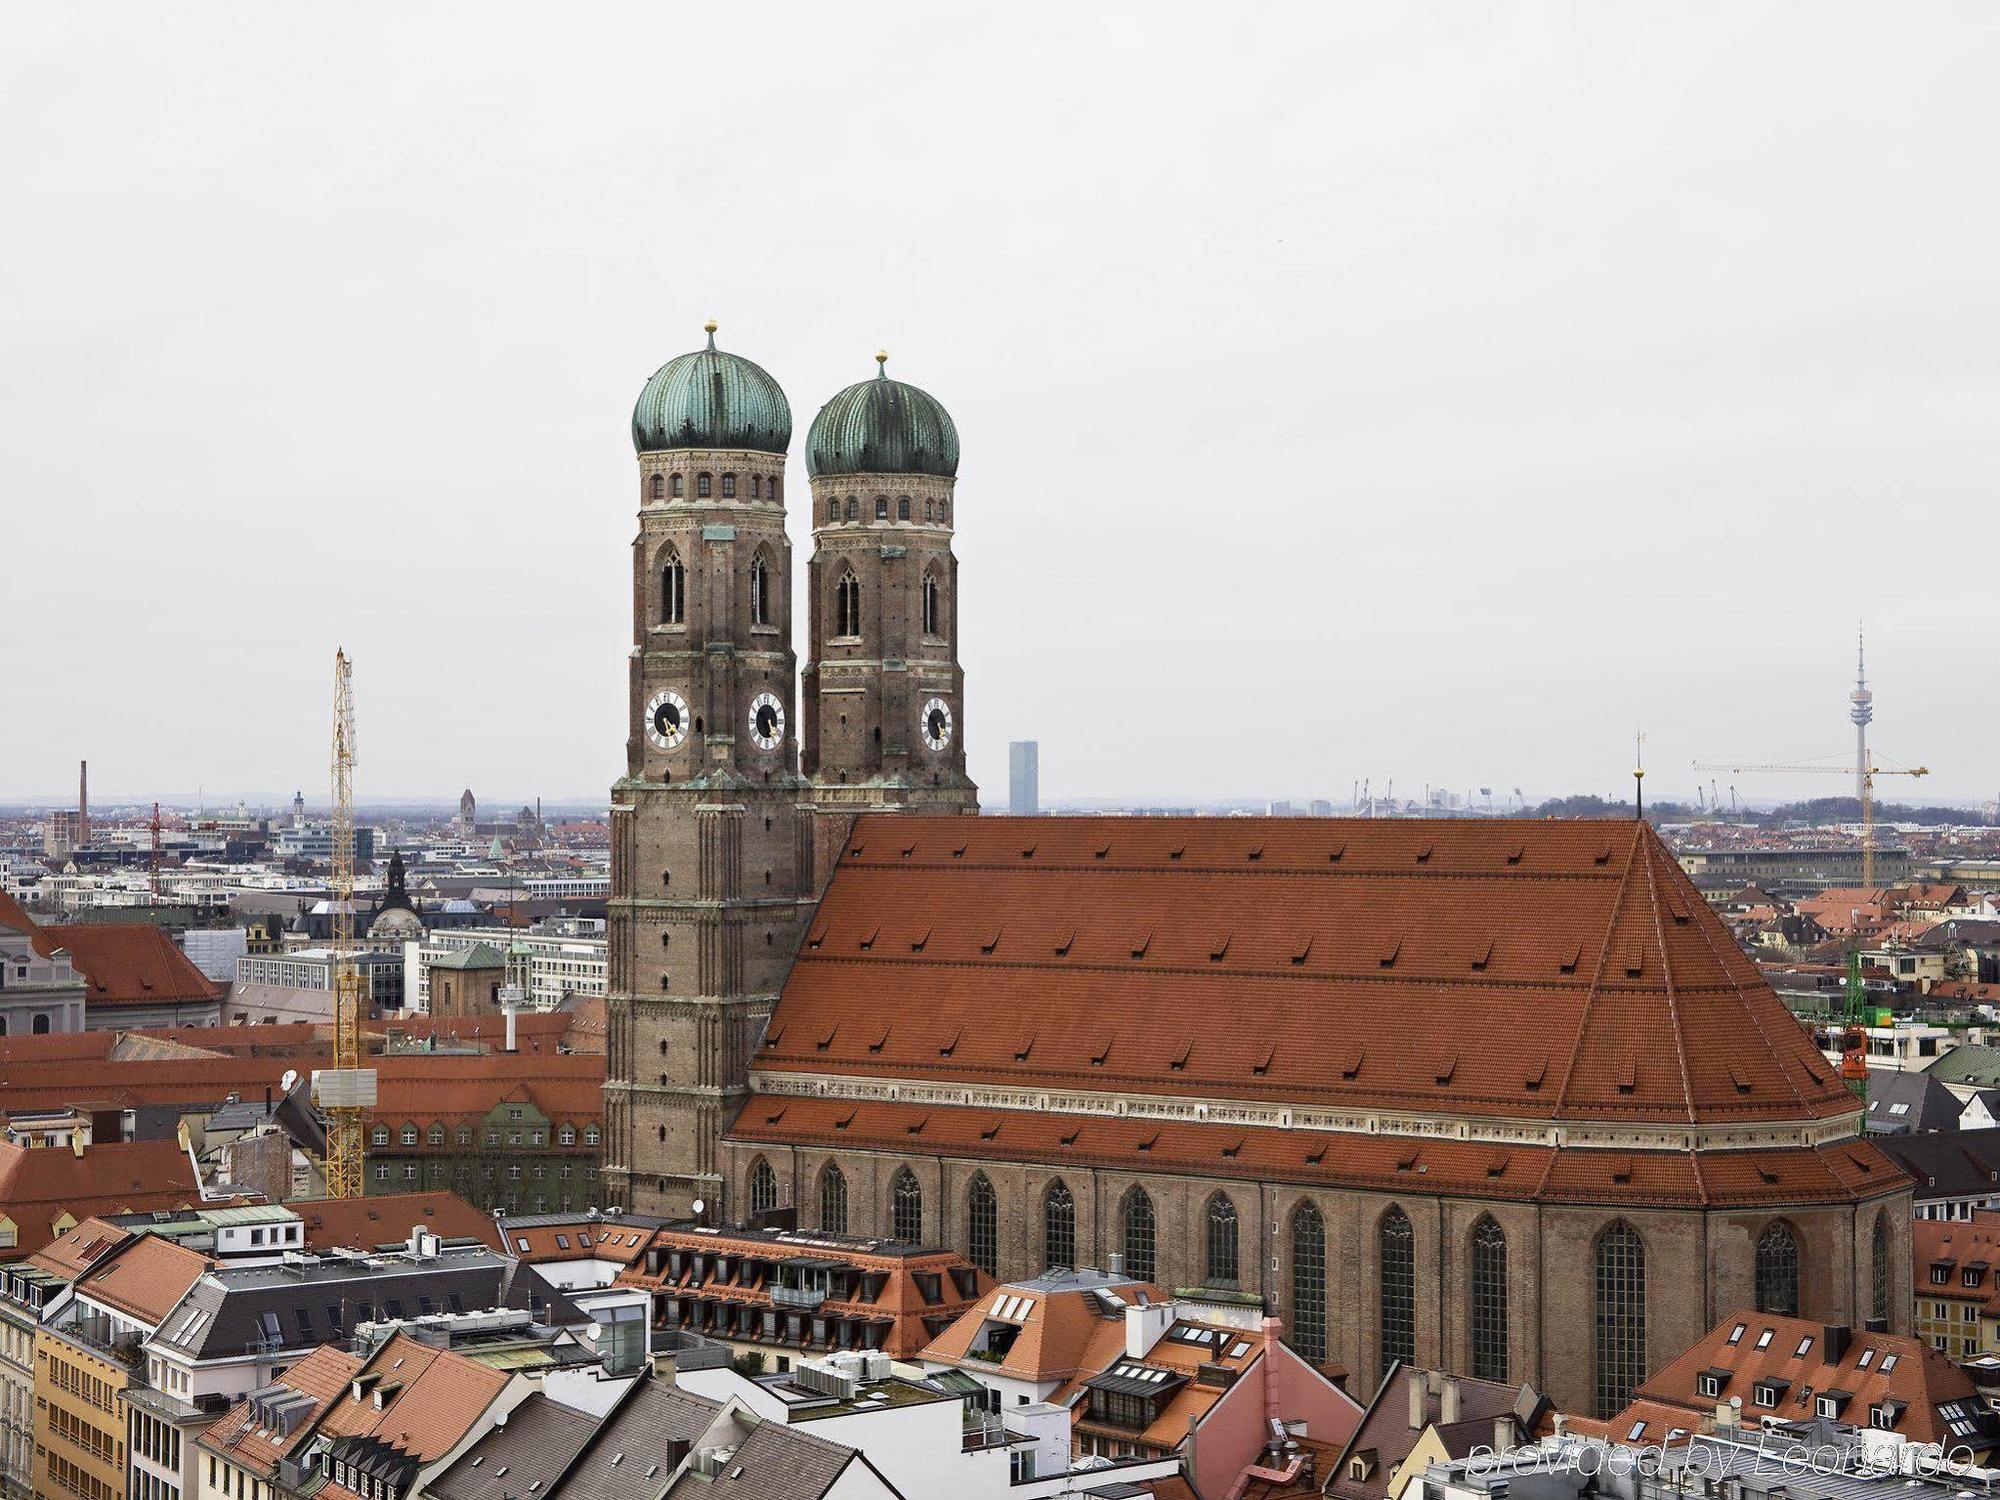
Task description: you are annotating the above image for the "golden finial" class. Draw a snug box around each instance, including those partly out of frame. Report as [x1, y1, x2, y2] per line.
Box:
[875, 349, 889, 377]
[704, 318, 718, 350]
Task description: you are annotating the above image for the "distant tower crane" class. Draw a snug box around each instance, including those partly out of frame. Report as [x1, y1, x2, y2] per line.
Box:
[1692, 758, 1929, 890]
[314, 649, 376, 1198]
[148, 802, 163, 897]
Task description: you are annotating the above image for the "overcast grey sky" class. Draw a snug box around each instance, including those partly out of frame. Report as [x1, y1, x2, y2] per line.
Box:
[4, 4, 1995, 810]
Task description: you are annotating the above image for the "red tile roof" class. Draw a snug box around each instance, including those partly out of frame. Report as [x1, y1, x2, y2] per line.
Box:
[753, 817, 1860, 1129]
[73, 1232, 211, 1325]
[287, 1192, 504, 1254]
[197, 1344, 364, 1481]
[1588, 1309, 1982, 1449]
[0, 1139, 205, 1258]
[32, 923, 222, 1007]
[731, 1094, 1899, 1209]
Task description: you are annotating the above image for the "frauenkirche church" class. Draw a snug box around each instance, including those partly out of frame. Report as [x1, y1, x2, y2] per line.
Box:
[603, 324, 1910, 1418]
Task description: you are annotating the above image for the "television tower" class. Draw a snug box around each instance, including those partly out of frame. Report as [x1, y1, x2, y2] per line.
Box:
[1848, 627, 1873, 809]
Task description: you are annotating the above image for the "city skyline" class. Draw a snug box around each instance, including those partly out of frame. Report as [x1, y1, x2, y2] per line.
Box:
[4, 6, 1996, 804]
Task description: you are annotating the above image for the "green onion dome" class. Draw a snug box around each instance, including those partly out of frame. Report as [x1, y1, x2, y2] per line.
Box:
[806, 352, 959, 479]
[631, 321, 792, 455]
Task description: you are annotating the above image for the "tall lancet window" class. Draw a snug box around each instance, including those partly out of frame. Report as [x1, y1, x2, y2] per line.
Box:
[750, 552, 772, 627]
[836, 571, 861, 638]
[922, 571, 940, 635]
[661, 548, 685, 626]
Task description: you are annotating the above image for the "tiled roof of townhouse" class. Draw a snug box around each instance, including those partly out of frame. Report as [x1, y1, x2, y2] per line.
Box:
[0, 1137, 207, 1259]
[287, 1191, 505, 1254]
[1571, 1309, 1998, 1451]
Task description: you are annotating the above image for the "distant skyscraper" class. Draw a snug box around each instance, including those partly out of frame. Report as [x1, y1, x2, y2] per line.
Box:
[1849, 629, 1873, 808]
[1009, 741, 1039, 816]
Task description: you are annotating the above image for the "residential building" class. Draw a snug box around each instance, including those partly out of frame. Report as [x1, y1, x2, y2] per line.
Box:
[0, 890, 86, 1037]
[0, 1137, 205, 1263]
[497, 1210, 657, 1292]
[362, 1058, 603, 1215]
[233, 948, 404, 1008]
[1324, 1366, 1548, 1500]
[35, 1316, 131, 1500]
[1567, 1309, 2000, 1457]
[405, 924, 606, 1013]
[616, 1220, 989, 1365]
[1878, 1130, 2000, 1221]
[1913, 1213, 2000, 1359]
[1865, 1071, 1965, 1135]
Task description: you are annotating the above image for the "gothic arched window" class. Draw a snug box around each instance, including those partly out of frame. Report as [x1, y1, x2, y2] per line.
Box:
[660, 548, 685, 626]
[649, 473, 664, 500]
[1044, 1180, 1075, 1270]
[828, 498, 839, 522]
[671, 473, 685, 498]
[897, 497, 910, 519]
[1470, 1216, 1509, 1381]
[922, 571, 940, 636]
[875, 496, 888, 519]
[836, 571, 861, 638]
[1291, 1201, 1328, 1363]
[750, 552, 772, 628]
[749, 1157, 779, 1215]
[1379, 1206, 1415, 1373]
[1757, 1221, 1800, 1317]
[721, 473, 736, 498]
[844, 497, 858, 520]
[697, 473, 712, 498]
[1122, 1188, 1157, 1283]
[891, 1167, 923, 1242]
[1205, 1193, 1239, 1285]
[939, 500, 949, 523]
[1873, 1210, 1891, 1325]
[1594, 1221, 1647, 1417]
[968, 1173, 998, 1276]
[924, 499, 933, 520]
[770, 477, 781, 503]
[751, 474, 762, 499]
[818, 1163, 848, 1234]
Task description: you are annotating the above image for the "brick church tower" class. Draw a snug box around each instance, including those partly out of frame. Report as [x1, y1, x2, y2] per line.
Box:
[801, 352, 978, 883]
[602, 323, 818, 1218]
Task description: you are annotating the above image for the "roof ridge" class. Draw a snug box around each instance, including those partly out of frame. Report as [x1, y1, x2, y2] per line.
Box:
[1637, 827, 1699, 1126]
[1551, 825, 1646, 1112]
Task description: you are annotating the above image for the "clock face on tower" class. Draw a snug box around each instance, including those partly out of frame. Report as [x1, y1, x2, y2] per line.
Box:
[645, 689, 690, 750]
[920, 697, 953, 752]
[749, 692, 786, 751]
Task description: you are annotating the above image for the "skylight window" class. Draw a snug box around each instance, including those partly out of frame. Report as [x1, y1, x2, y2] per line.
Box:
[1754, 1329, 1773, 1350]
[1794, 1337, 1813, 1357]
[1727, 1324, 1746, 1345]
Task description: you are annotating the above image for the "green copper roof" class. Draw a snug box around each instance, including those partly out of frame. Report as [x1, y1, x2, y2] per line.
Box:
[806, 353, 959, 479]
[632, 323, 792, 455]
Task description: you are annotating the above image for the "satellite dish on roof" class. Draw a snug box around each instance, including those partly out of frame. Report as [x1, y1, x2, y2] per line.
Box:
[281, 1069, 300, 1093]
[691, 1198, 706, 1217]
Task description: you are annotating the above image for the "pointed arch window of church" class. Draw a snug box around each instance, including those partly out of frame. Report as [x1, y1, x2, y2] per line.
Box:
[1291, 1201, 1328, 1363]
[1378, 1206, 1415, 1373]
[1045, 1181, 1076, 1269]
[661, 549, 686, 626]
[898, 497, 910, 520]
[751, 474, 762, 499]
[750, 553, 772, 627]
[818, 1163, 848, 1234]
[1470, 1216, 1509, 1381]
[1204, 1193, 1239, 1286]
[695, 473, 711, 498]
[875, 496, 888, 519]
[828, 498, 840, 522]
[749, 1157, 778, 1216]
[922, 571, 940, 636]
[836, 571, 861, 639]
[1873, 1210, 1890, 1325]
[891, 1167, 923, 1242]
[721, 473, 736, 498]
[671, 473, 684, 498]
[924, 499, 933, 520]
[845, 498, 858, 521]
[968, 1174, 998, 1276]
[649, 474, 664, 500]
[1122, 1187, 1157, 1283]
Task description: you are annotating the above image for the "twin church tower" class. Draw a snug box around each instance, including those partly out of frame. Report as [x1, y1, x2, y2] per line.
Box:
[603, 323, 977, 1217]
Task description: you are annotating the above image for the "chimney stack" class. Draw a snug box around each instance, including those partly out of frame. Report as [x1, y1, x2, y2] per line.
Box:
[1409, 1370, 1427, 1430]
[78, 760, 89, 847]
[1440, 1373, 1461, 1427]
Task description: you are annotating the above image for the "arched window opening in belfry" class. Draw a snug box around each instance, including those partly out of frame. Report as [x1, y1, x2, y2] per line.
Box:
[660, 548, 685, 626]
[836, 571, 861, 638]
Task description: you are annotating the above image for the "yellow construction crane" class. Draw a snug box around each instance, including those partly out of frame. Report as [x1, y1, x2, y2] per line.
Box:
[314, 648, 376, 1198]
[1692, 757, 1929, 888]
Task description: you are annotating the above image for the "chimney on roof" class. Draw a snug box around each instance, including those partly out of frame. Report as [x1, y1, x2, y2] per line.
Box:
[1107, 1252, 1123, 1277]
[1494, 1416, 1515, 1453]
[1439, 1373, 1461, 1427]
[1409, 1371, 1427, 1431]
[1125, 1299, 1174, 1359]
[1824, 1324, 1852, 1364]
